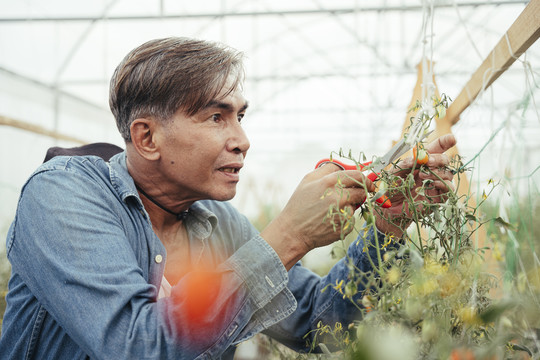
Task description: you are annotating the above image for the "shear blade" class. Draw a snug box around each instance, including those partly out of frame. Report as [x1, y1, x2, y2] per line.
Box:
[371, 130, 433, 173]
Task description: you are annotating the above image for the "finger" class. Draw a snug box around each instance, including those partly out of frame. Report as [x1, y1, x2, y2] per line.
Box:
[315, 161, 344, 175]
[399, 152, 452, 176]
[425, 153, 450, 168]
[426, 179, 456, 193]
[330, 187, 365, 209]
[333, 170, 376, 192]
[425, 189, 449, 204]
[418, 166, 454, 182]
[340, 187, 369, 208]
[425, 134, 457, 154]
[333, 209, 356, 234]
[425, 181, 455, 203]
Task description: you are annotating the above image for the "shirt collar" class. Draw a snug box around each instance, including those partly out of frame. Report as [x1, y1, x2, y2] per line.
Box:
[108, 151, 218, 237]
[108, 151, 138, 203]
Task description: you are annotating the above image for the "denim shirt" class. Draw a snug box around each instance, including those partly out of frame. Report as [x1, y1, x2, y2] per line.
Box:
[0, 152, 388, 360]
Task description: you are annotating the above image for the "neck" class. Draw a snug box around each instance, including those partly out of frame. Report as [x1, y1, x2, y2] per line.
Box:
[126, 148, 190, 222]
[135, 184, 189, 221]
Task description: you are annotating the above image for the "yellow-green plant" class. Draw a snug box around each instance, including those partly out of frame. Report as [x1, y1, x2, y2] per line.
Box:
[302, 96, 540, 360]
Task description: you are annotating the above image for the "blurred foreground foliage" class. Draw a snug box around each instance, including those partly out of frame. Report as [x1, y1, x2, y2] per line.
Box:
[260, 165, 540, 360]
[256, 94, 540, 360]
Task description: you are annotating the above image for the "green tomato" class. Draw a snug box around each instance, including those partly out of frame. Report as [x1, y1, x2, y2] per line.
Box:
[362, 210, 374, 225]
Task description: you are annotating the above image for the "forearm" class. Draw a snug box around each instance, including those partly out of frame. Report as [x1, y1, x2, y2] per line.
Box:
[260, 215, 310, 271]
[260, 164, 375, 271]
[265, 226, 395, 352]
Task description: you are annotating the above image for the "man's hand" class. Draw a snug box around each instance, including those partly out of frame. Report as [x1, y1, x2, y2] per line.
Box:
[375, 134, 457, 237]
[261, 164, 375, 270]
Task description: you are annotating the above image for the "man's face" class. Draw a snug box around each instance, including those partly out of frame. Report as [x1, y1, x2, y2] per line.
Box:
[157, 84, 250, 203]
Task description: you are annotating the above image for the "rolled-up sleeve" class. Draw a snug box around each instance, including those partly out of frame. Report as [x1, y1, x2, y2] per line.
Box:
[263, 227, 394, 352]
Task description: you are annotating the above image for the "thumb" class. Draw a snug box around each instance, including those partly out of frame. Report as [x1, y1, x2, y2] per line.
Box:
[425, 134, 457, 154]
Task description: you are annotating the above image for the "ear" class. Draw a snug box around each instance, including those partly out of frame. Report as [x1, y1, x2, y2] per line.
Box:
[130, 118, 161, 161]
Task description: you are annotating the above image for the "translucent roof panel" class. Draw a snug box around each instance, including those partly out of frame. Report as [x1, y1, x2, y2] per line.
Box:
[0, 0, 538, 219]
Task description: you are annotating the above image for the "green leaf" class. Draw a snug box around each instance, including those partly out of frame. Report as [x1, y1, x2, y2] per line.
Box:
[319, 343, 332, 355]
[478, 300, 515, 324]
[492, 217, 518, 232]
[433, 207, 441, 222]
[508, 343, 533, 356]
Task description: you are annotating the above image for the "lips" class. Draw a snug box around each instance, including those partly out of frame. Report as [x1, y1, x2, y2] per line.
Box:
[219, 167, 240, 174]
[218, 163, 243, 174]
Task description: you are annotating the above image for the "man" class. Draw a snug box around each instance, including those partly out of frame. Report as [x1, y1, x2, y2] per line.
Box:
[0, 37, 455, 359]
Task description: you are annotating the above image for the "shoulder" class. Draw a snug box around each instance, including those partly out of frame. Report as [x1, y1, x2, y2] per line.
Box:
[23, 155, 113, 193]
[8, 155, 131, 254]
[37, 154, 110, 175]
[15, 154, 129, 216]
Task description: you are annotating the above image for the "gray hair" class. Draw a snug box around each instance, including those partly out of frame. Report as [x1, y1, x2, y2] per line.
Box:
[109, 37, 245, 141]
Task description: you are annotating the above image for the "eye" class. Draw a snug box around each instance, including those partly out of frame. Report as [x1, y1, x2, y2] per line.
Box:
[211, 114, 222, 122]
[237, 113, 245, 123]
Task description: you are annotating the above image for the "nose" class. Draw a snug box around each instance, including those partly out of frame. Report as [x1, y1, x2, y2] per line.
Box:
[227, 121, 250, 156]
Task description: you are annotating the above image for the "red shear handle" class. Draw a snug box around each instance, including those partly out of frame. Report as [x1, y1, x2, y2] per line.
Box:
[374, 194, 391, 208]
[315, 158, 391, 208]
[315, 158, 378, 182]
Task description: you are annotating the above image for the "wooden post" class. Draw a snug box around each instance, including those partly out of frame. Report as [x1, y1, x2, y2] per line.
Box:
[0, 115, 86, 144]
[433, 0, 540, 296]
[398, 60, 502, 296]
[394, 0, 540, 295]
[444, 0, 540, 126]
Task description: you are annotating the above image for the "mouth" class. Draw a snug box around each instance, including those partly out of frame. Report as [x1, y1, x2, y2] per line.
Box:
[218, 167, 241, 174]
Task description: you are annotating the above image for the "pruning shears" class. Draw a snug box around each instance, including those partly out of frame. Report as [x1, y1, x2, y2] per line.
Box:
[315, 130, 433, 208]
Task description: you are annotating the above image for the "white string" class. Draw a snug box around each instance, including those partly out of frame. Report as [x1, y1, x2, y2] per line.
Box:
[407, 0, 436, 145]
[451, 0, 483, 61]
[523, 54, 540, 124]
[504, 32, 517, 60]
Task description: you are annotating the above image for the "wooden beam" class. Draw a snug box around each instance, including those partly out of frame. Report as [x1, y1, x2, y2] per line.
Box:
[445, 0, 540, 125]
[0, 115, 86, 144]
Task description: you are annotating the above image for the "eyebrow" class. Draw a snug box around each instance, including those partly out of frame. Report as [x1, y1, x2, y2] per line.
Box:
[205, 100, 249, 113]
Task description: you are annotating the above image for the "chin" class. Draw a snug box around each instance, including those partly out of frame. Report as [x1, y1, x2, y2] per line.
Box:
[211, 190, 237, 202]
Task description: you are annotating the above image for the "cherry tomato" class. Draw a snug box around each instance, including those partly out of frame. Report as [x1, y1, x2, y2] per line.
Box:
[413, 145, 429, 165]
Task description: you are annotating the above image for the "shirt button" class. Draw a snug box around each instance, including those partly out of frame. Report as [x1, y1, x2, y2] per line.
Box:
[227, 324, 238, 337]
[265, 275, 275, 288]
[155, 254, 163, 264]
